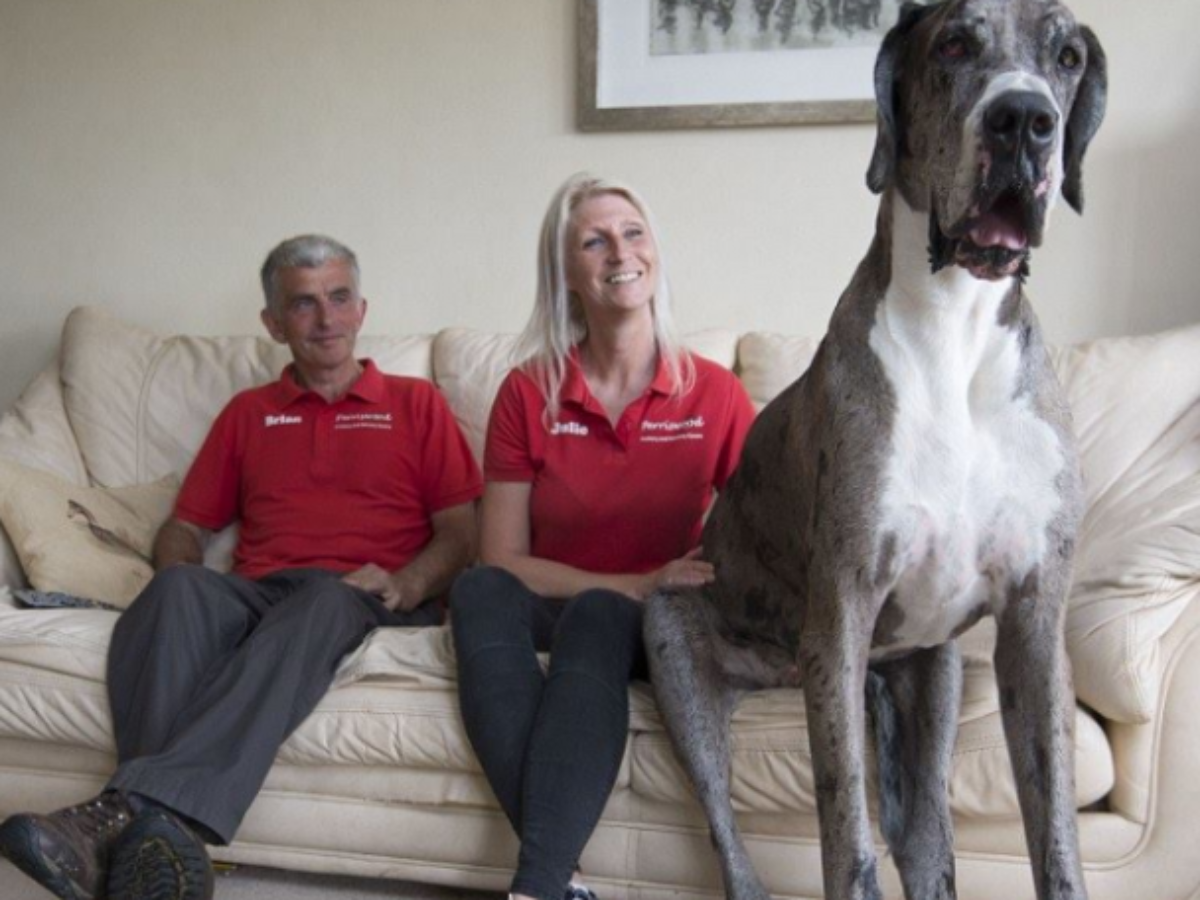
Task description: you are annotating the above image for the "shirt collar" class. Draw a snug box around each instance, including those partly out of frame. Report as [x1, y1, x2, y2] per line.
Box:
[274, 359, 383, 407]
[560, 345, 673, 410]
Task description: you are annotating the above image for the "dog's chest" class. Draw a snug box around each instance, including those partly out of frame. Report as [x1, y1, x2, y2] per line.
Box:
[866, 290, 1065, 657]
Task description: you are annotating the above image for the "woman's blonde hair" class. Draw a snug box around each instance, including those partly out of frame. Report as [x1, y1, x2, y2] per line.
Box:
[513, 172, 694, 421]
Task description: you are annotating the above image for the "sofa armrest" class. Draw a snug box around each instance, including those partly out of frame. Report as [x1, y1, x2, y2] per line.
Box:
[1105, 586, 1200, 825]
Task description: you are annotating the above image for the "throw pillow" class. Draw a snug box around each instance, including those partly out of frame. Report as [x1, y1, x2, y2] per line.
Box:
[0, 460, 178, 609]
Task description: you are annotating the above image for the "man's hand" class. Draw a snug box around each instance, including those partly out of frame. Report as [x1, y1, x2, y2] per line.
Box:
[342, 564, 419, 612]
[151, 518, 210, 571]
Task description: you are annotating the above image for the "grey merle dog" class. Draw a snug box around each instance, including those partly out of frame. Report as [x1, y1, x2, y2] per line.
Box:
[644, 1, 1107, 899]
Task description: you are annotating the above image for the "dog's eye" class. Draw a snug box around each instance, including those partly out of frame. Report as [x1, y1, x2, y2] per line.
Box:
[938, 36, 970, 61]
[1058, 45, 1082, 71]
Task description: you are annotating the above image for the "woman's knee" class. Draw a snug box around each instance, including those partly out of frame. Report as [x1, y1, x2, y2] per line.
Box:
[555, 589, 643, 668]
[563, 589, 642, 640]
[450, 566, 521, 615]
[449, 566, 535, 655]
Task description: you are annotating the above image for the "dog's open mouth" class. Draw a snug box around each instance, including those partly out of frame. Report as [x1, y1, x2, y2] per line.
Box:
[932, 184, 1044, 282]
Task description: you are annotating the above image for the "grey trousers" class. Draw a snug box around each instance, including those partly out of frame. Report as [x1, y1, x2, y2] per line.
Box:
[105, 565, 441, 844]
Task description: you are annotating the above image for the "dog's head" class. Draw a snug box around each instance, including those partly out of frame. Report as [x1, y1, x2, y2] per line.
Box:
[867, 0, 1107, 281]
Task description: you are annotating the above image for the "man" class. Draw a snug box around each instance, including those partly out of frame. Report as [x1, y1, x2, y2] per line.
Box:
[0, 235, 482, 900]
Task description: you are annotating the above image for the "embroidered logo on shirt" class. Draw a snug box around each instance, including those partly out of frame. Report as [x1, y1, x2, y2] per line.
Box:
[334, 412, 393, 431]
[550, 421, 589, 437]
[264, 414, 303, 428]
[641, 416, 705, 443]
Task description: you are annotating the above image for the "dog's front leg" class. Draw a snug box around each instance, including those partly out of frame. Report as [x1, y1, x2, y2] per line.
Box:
[645, 590, 770, 900]
[868, 642, 962, 900]
[994, 575, 1088, 900]
[800, 606, 881, 900]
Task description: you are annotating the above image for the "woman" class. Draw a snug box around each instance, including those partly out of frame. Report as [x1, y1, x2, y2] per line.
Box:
[450, 173, 756, 900]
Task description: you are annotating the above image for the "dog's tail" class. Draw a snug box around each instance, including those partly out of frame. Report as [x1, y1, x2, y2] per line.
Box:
[865, 670, 906, 851]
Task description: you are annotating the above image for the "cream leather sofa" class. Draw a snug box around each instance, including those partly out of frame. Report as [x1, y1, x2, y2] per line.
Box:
[0, 306, 1196, 900]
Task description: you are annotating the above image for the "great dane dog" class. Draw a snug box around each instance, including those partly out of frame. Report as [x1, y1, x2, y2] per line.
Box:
[645, 2, 1107, 899]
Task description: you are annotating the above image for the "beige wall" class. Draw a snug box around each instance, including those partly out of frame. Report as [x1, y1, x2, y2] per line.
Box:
[1, 0, 1197, 413]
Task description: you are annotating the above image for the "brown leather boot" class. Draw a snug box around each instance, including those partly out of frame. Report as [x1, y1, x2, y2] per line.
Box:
[0, 791, 134, 900]
[108, 806, 214, 900]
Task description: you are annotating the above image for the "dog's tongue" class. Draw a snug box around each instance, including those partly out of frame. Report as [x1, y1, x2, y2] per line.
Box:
[968, 210, 1029, 251]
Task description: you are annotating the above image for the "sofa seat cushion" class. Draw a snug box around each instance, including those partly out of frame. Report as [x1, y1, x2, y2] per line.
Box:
[0, 599, 1112, 819]
[628, 620, 1113, 819]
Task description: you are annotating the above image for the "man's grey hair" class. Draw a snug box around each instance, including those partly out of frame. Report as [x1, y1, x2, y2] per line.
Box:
[260, 234, 360, 312]
[514, 172, 694, 423]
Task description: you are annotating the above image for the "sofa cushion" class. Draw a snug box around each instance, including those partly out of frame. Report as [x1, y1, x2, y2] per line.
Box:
[1050, 324, 1200, 723]
[0, 462, 177, 608]
[735, 333, 821, 409]
[628, 622, 1114, 819]
[58, 306, 435, 487]
[0, 602, 1112, 819]
[434, 328, 741, 463]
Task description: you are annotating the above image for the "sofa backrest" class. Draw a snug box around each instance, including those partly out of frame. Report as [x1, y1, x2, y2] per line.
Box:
[2, 305, 1198, 728]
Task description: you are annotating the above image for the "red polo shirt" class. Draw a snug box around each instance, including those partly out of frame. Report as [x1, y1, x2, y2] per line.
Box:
[175, 360, 482, 579]
[485, 351, 755, 574]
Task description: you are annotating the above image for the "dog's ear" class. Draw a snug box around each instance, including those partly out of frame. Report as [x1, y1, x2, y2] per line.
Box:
[867, 2, 936, 194]
[1062, 26, 1107, 214]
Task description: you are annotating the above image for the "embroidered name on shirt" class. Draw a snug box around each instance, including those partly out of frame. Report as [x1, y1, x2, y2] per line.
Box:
[551, 421, 589, 437]
[264, 414, 303, 428]
[335, 412, 394, 431]
[641, 416, 705, 443]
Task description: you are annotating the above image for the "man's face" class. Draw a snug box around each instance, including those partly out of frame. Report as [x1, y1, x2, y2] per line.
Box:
[261, 259, 366, 380]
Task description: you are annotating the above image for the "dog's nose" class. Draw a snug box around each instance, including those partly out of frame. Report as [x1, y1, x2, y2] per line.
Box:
[984, 91, 1059, 157]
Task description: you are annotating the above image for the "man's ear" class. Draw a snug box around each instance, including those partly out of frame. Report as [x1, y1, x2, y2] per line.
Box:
[260, 307, 286, 344]
[1062, 25, 1108, 214]
[867, 2, 936, 194]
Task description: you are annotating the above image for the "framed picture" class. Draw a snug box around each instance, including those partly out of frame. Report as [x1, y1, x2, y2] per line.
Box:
[578, 0, 900, 130]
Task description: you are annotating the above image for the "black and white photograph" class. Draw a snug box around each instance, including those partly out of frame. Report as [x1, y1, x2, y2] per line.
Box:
[579, 0, 886, 128]
[651, 0, 903, 55]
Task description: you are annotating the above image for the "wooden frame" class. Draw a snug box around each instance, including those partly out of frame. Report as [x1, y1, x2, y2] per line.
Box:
[578, 0, 879, 131]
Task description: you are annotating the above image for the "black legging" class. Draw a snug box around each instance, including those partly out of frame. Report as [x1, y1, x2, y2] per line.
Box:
[450, 566, 647, 900]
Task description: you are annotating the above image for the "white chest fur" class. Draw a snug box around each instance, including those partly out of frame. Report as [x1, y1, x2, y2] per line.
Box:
[866, 201, 1065, 658]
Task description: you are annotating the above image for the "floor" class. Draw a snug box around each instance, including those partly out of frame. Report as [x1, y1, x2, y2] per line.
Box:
[1, 858, 502, 900]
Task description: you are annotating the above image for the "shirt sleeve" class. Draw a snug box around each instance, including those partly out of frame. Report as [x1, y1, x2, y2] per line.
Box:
[713, 373, 758, 491]
[173, 400, 243, 531]
[483, 370, 537, 483]
[418, 384, 484, 513]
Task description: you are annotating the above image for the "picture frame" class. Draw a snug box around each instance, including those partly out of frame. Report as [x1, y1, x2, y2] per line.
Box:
[578, 0, 887, 131]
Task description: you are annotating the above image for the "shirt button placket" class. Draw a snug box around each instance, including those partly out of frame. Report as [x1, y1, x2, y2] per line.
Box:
[313, 407, 334, 483]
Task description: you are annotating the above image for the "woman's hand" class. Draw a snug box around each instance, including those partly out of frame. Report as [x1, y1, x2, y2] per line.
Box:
[629, 547, 715, 601]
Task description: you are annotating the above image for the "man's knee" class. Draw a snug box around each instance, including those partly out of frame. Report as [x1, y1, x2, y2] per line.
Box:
[140, 563, 216, 597]
[124, 565, 227, 621]
[285, 577, 374, 628]
[114, 565, 248, 649]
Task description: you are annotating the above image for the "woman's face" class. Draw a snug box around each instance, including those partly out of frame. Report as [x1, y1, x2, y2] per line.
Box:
[565, 192, 659, 321]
